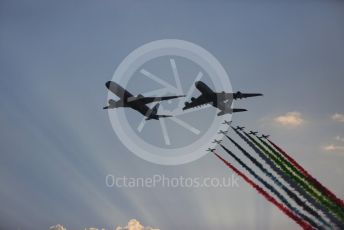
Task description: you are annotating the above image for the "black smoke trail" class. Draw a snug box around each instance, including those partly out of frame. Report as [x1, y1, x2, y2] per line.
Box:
[233, 128, 343, 228]
[220, 144, 319, 229]
[244, 132, 344, 223]
[254, 134, 344, 215]
[266, 138, 344, 209]
[213, 152, 313, 230]
[224, 135, 328, 228]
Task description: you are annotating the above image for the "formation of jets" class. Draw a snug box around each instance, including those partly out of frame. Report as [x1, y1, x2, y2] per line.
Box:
[104, 81, 262, 119]
[210, 120, 270, 153]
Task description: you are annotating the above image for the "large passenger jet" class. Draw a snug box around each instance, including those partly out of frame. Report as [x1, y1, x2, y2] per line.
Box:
[183, 81, 262, 116]
[104, 81, 184, 120]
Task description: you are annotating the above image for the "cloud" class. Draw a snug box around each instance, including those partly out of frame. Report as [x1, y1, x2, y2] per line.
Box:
[49, 220, 159, 230]
[50, 227, 100, 230]
[115, 219, 160, 230]
[335, 136, 344, 142]
[323, 144, 344, 152]
[274, 112, 304, 127]
[332, 113, 344, 123]
[49, 225, 67, 230]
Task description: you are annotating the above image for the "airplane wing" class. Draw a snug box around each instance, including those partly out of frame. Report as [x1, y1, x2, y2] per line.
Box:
[182, 95, 212, 110]
[127, 95, 185, 104]
[232, 92, 263, 100]
[216, 92, 262, 101]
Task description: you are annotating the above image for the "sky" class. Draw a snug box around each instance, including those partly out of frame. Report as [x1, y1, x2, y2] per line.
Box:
[0, 0, 344, 229]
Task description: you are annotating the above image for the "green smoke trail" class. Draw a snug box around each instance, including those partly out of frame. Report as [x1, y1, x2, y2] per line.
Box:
[213, 152, 314, 230]
[220, 144, 320, 228]
[233, 128, 343, 228]
[267, 138, 344, 209]
[258, 138, 344, 212]
[224, 135, 329, 228]
[220, 144, 322, 229]
[244, 131, 344, 223]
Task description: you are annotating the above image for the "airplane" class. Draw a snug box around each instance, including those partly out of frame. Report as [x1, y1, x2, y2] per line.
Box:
[222, 120, 232, 125]
[104, 81, 185, 120]
[207, 148, 216, 153]
[259, 134, 270, 139]
[235, 126, 245, 131]
[218, 130, 228, 135]
[183, 81, 263, 116]
[249, 131, 258, 135]
[212, 139, 222, 144]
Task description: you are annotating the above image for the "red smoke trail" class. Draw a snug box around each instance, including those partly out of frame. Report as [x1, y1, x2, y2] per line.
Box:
[220, 144, 321, 228]
[235, 129, 343, 227]
[213, 152, 313, 230]
[224, 135, 327, 226]
[268, 139, 344, 208]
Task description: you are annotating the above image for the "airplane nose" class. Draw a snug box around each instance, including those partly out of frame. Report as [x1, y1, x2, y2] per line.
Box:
[195, 81, 201, 87]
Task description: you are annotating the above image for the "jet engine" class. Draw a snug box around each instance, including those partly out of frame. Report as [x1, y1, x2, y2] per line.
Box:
[235, 91, 243, 99]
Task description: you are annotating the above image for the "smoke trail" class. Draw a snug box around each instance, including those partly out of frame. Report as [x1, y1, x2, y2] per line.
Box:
[260, 137, 344, 214]
[233, 128, 343, 228]
[224, 135, 328, 228]
[245, 132, 344, 223]
[213, 152, 313, 230]
[267, 138, 344, 208]
[220, 144, 320, 229]
[254, 135, 344, 215]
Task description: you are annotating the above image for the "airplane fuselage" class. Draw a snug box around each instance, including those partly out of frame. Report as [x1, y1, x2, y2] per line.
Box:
[121, 100, 154, 117]
[183, 81, 257, 115]
[195, 81, 233, 110]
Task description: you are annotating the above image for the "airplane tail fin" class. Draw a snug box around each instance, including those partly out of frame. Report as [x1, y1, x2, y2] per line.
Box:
[146, 103, 173, 120]
[152, 103, 160, 115]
